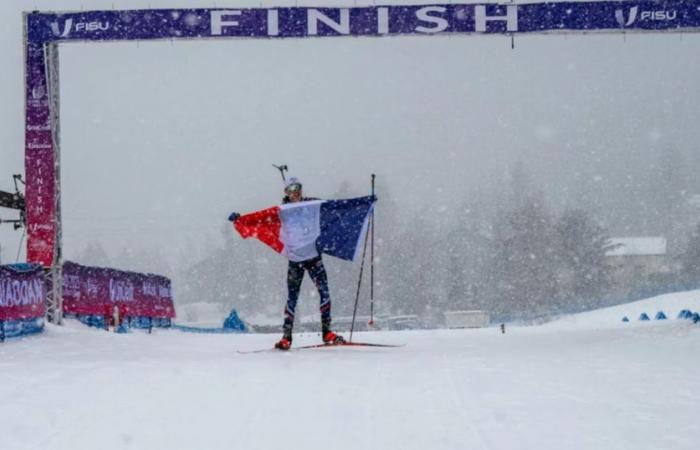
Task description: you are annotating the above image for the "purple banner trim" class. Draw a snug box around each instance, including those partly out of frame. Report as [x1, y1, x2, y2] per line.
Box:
[25, 2, 700, 44]
[62, 262, 175, 319]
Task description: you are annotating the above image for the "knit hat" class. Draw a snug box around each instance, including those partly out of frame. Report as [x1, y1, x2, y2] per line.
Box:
[284, 176, 302, 191]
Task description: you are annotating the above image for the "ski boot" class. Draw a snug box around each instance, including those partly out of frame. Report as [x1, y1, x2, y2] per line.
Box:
[274, 335, 292, 350]
[322, 330, 345, 345]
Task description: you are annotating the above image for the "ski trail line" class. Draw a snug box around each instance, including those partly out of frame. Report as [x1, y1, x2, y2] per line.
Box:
[362, 360, 381, 450]
[440, 352, 494, 450]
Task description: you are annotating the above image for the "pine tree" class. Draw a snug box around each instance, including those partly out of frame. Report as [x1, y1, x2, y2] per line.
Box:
[679, 222, 700, 283]
[487, 196, 561, 319]
[447, 195, 494, 313]
[554, 209, 614, 306]
[649, 146, 689, 252]
[75, 241, 111, 267]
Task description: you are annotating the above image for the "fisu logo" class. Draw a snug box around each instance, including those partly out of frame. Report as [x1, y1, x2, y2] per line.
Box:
[50, 18, 110, 37]
[615, 6, 677, 27]
[31, 84, 45, 100]
[615, 6, 638, 27]
[50, 18, 73, 37]
[640, 10, 677, 21]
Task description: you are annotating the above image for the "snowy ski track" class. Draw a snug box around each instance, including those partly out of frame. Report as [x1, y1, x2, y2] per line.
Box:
[1, 313, 698, 450]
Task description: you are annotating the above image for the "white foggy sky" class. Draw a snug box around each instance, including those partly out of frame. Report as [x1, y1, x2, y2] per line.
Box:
[1, 0, 700, 268]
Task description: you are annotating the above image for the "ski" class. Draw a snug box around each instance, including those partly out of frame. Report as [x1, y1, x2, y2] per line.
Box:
[334, 341, 405, 349]
[235, 343, 328, 354]
[293, 341, 405, 350]
[237, 341, 404, 354]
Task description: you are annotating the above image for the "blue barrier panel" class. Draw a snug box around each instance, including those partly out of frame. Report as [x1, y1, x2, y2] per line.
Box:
[0, 318, 44, 340]
[678, 309, 692, 319]
[172, 324, 246, 334]
[70, 315, 171, 331]
[130, 317, 154, 329]
[223, 309, 247, 332]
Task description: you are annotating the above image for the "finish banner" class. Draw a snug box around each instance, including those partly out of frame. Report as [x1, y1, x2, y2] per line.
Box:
[62, 261, 176, 319]
[25, 2, 700, 42]
[0, 264, 46, 321]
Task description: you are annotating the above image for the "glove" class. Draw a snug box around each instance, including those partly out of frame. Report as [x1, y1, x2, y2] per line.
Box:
[228, 212, 240, 222]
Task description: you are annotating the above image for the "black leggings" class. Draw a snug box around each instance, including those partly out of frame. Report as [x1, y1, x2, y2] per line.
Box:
[283, 256, 331, 335]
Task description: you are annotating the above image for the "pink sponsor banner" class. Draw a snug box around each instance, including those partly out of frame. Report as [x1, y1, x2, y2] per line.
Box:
[62, 262, 176, 318]
[25, 41, 55, 267]
[0, 264, 46, 321]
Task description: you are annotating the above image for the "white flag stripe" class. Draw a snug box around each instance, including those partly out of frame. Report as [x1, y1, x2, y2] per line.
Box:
[279, 201, 323, 262]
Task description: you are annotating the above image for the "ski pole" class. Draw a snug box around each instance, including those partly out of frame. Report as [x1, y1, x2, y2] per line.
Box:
[349, 219, 370, 342]
[349, 175, 375, 342]
[272, 164, 288, 182]
[369, 174, 375, 326]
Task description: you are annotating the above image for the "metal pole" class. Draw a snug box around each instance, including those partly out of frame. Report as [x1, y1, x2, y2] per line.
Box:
[46, 42, 63, 325]
[369, 174, 375, 325]
[349, 175, 375, 341]
[349, 218, 370, 343]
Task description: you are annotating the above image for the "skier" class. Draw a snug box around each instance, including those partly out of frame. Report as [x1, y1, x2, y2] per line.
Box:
[229, 177, 345, 350]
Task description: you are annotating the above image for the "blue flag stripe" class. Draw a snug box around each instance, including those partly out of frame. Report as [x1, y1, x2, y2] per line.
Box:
[318, 196, 375, 261]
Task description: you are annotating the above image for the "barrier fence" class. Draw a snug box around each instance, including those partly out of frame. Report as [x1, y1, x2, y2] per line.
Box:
[0, 264, 45, 339]
[62, 261, 175, 330]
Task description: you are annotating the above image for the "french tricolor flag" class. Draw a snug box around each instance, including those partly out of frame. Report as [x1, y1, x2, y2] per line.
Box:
[233, 196, 375, 262]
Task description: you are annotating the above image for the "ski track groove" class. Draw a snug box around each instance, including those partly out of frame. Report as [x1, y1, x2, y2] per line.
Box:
[362, 360, 381, 450]
[439, 351, 494, 450]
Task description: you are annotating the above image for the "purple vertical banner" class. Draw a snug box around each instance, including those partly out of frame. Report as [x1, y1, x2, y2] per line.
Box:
[24, 40, 55, 267]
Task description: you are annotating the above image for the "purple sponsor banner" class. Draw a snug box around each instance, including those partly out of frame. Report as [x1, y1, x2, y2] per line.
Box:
[24, 2, 700, 43]
[0, 265, 45, 320]
[62, 261, 175, 319]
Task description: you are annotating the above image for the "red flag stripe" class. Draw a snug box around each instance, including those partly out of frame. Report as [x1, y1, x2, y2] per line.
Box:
[233, 206, 284, 253]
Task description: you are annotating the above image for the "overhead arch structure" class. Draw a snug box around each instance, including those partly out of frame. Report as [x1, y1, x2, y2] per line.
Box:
[23, 1, 700, 322]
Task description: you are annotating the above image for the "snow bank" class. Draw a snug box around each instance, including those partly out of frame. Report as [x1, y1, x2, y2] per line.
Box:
[548, 289, 700, 329]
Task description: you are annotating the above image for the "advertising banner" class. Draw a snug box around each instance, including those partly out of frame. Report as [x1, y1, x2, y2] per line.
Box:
[24, 41, 55, 267]
[62, 261, 175, 319]
[0, 264, 46, 320]
[24, 2, 700, 44]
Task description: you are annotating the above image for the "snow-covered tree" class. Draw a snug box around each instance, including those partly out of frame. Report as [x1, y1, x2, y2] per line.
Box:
[486, 195, 562, 319]
[679, 222, 700, 284]
[74, 241, 111, 267]
[554, 209, 615, 304]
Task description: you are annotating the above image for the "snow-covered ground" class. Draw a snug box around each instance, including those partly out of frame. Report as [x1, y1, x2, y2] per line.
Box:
[1, 291, 699, 450]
